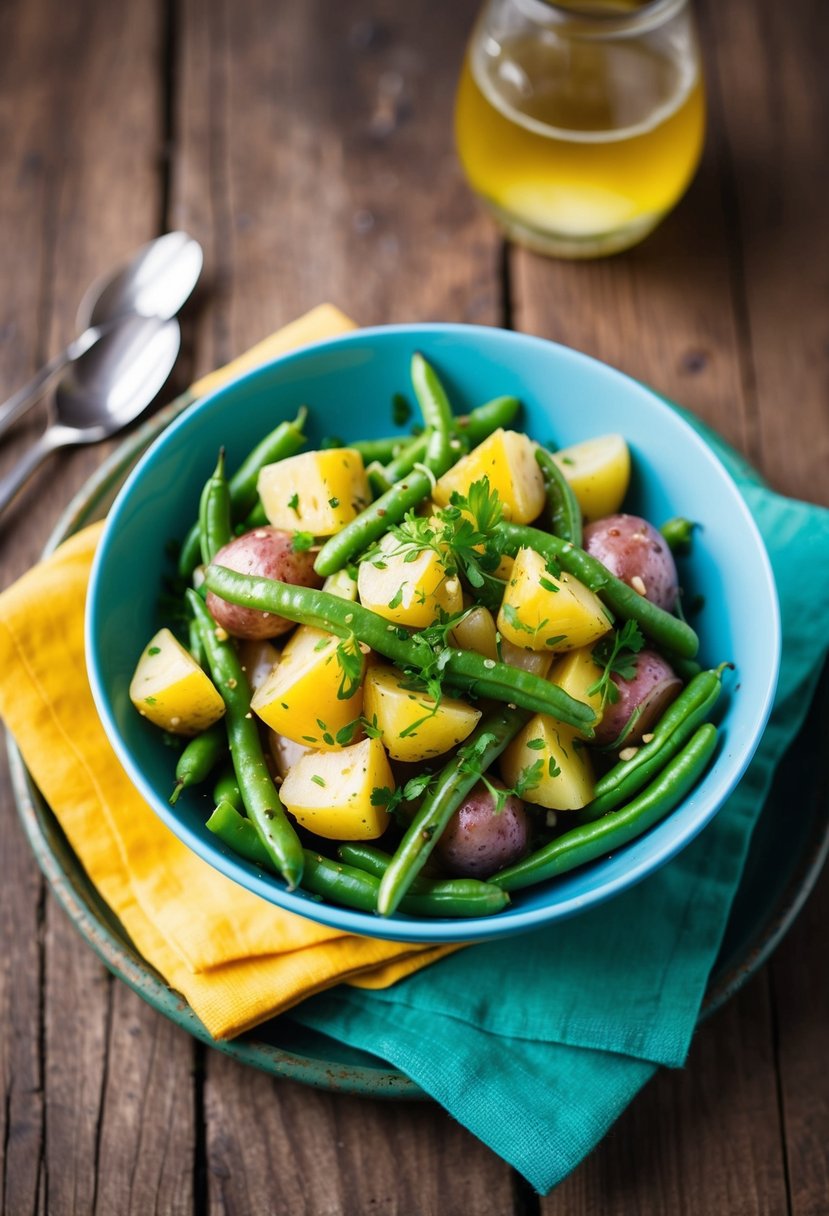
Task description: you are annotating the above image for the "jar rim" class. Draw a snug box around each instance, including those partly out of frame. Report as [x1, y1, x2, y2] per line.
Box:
[516, 0, 689, 36]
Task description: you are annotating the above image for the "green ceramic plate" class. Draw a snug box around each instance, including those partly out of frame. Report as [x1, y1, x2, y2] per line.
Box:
[8, 396, 829, 1098]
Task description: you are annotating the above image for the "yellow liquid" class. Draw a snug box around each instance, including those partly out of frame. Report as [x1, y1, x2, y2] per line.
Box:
[455, 30, 705, 255]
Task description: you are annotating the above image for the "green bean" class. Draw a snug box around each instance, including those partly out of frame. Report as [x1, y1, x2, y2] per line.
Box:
[535, 447, 583, 547]
[350, 436, 407, 464]
[199, 449, 232, 565]
[187, 591, 304, 888]
[588, 664, 728, 807]
[313, 353, 455, 576]
[203, 567, 596, 729]
[493, 723, 719, 892]
[379, 395, 522, 490]
[338, 843, 492, 895]
[212, 765, 243, 812]
[206, 806, 509, 917]
[178, 407, 308, 576]
[169, 722, 226, 805]
[499, 522, 699, 660]
[377, 706, 531, 916]
[660, 517, 697, 553]
[188, 616, 207, 669]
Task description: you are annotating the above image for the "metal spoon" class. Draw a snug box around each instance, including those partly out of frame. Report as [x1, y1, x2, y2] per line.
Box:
[0, 231, 201, 440]
[0, 314, 180, 517]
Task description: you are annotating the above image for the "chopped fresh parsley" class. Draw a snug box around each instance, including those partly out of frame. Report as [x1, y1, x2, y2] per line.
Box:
[291, 531, 315, 552]
[287, 492, 300, 513]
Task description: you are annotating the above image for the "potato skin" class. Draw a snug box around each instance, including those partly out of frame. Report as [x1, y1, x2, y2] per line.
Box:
[594, 649, 683, 747]
[435, 781, 531, 879]
[206, 527, 322, 639]
[582, 514, 678, 611]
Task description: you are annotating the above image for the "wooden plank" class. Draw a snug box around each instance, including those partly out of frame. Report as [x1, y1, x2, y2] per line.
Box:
[704, 0, 829, 504]
[171, 0, 497, 374]
[92, 983, 195, 1216]
[204, 1053, 513, 1216]
[541, 977, 789, 1215]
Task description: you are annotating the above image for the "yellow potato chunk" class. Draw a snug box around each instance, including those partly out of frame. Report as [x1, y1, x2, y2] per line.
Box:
[357, 531, 462, 629]
[548, 647, 606, 737]
[279, 737, 393, 840]
[251, 625, 365, 749]
[129, 628, 225, 736]
[500, 639, 554, 679]
[449, 606, 499, 661]
[322, 568, 358, 601]
[497, 547, 612, 653]
[257, 448, 370, 536]
[432, 429, 545, 524]
[500, 716, 595, 811]
[552, 434, 630, 522]
[363, 665, 481, 762]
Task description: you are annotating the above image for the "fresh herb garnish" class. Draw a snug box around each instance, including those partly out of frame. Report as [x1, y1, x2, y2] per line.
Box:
[587, 620, 645, 705]
[334, 633, 363, 699]
[291, 531, 315, 553]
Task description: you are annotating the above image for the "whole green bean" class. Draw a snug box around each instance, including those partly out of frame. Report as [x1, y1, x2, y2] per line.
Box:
[178, 407, 308, 576]
[199, 448, 232, 565]
[499, 522, 700, 660]
[169, 722, 226, 805]
[187, 591, 304, 888]
[492, 723, 719, 892]
[206, 805, 509, 917]
[212, 765, 243, 812]
[535, 447, 583, 547]
[203, 567, 596, 729]
[313, 353, 455, 576]
[377, 706, 531, 916]
[590, 663, 728, 805]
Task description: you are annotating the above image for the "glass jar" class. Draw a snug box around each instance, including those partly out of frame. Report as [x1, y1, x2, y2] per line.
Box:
[454, 0, 705, 257]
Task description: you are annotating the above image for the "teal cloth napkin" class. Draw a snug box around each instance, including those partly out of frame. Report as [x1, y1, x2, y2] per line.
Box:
[292, 420, 829, 1194]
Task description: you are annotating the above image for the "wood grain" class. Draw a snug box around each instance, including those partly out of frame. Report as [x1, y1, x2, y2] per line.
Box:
[204, 1053, 515, 1216]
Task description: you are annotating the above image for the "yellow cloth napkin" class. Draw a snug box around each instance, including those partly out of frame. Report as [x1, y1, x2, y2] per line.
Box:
[0, 306, 452, 1039]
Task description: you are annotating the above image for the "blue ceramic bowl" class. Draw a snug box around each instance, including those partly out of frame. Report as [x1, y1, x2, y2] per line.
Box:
[86, 324, 780, 943]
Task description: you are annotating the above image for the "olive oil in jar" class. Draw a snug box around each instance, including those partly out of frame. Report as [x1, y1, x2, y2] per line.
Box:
[455, 0, 705, 256]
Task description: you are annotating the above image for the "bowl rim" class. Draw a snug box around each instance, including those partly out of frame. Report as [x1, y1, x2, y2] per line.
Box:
[85, 322, 782, 943]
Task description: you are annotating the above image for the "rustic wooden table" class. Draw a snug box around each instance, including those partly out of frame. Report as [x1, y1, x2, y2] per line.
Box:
[1, 0, 826, 1212]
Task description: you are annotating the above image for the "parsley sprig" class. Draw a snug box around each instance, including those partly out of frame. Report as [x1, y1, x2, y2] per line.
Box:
[587, 620, 645, 706]
[362, 476, 507, 610]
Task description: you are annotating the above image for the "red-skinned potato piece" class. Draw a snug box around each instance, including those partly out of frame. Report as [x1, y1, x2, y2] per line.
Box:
[594, 649, 683, 748]
[206, 527, 322, 639]
[435, 780, 531, 879]
[583, 514, 679, 611]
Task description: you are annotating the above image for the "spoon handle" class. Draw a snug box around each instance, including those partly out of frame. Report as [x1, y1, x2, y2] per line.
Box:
[0, 426, 73, 517]
[0, 328, 100, 442]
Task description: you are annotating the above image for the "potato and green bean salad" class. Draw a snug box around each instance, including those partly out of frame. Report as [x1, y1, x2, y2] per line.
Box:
[129, 354, 725, 919]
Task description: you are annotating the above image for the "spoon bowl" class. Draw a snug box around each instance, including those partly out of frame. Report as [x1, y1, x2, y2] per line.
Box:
[0, 315, 180, 517]
[77, 231, 204, 331]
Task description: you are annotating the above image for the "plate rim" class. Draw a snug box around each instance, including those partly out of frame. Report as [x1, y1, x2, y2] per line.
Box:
[6, 363, 826, 1094]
